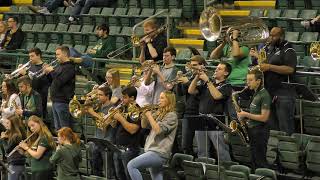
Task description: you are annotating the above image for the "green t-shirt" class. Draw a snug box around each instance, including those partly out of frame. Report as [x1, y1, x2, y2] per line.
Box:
[50, 144, 82, 180]
[223, 44, 251, 85]
[30, 137, 53, 172]
[248, 88, 271, 128]
[92, 36, 116, 58]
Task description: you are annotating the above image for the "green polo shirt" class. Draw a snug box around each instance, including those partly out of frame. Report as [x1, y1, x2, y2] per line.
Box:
[247, 88, 271, 128]
[50, 144, 82, 180]
[223, 44, 251, 85]
[30, 137, 53, 172]
[91, 36, 116, 58]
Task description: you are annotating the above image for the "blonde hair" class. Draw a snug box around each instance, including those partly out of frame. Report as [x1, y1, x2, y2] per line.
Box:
[0, 21, 7, 34]
[27, 116, 56, 149]
[6, 115, 26, 144]
[157, 91, 176, 121]
[106, 69, 120, 89]
[143, 19, 157, 29]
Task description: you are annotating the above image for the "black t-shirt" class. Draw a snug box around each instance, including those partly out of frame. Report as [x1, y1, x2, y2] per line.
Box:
[115, 106, 141, 148]
[143, 32, 167, 62]
[176, 79, 200, 115]
[29, 64, 51, 96]
[197, 80, 232, 115]
[264, 41, 297, 96]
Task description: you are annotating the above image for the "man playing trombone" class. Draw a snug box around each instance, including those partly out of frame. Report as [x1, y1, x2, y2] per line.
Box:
[18, 48, 51, 119]
[139, 19, 167, 63]
[43, 46, 75, 131]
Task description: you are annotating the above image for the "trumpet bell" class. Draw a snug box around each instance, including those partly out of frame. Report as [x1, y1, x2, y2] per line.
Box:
[310, 42, 320, 61]
[69, 96, 83, 119]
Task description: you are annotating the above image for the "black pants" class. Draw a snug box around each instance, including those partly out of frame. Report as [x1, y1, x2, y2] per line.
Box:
[31, 170, 53, 180]
[248, 124, 270, 170]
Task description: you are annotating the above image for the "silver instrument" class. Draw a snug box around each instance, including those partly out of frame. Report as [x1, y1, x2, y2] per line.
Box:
[199, 7, 269, 45]
[8, 61, 31, 79]
[29, 60, 58, 79]
[7, 131, 36, 158]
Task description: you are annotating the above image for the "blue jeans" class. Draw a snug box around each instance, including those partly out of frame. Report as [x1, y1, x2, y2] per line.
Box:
[71, 0, 111, 17]
[113, 148, 140, 180]
[269, 95, 296, 135]
[195, 131, 231, 161]
[44, 0, 63, 12]
[52, 102, 73, 131]
[8, 165, 25, 180]
[127, 151, 167, 180]
[69, 47, 93, 68]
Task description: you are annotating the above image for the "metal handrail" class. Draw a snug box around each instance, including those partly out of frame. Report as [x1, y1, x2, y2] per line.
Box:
[132, 9, 169, 60]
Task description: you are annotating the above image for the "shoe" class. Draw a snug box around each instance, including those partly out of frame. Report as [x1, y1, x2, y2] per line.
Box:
[63, 0, 70, 6]
[38, 7, 51, 15]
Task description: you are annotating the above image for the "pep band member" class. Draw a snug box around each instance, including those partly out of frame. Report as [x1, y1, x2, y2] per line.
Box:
[237, 68, 271, 170]
[0, 115, 26, 180]
[105, 69, 122, 105]
[127, 90, 178, 180]
[0, 79, 22, 121]
[50, 127, 82, 180]
[19, 115, 56, 180]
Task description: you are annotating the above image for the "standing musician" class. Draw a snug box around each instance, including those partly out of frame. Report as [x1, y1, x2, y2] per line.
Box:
[259, 27, 297, 135]
[43, 46, 76, 131]
[112, 86, 141, 180]
[19, 48, 51, 119]
[16, 76, 43, 120]
[144, 47, 178, 105]
[175, 55, 205, 155]
[210, 29, 251, 88]
[84, 85, 117, 176]
[0, 79, 22, 120]
[50, 127, 82, 180]
[188, 61, 233, 161]
[127, 91, 178, 180]
[105, 69, 122, 105]
[0, 115, 26, 180]
[134, 70, 155, 108]
[237, 68, 271, 169]
[19, 115, 56, 180]
[139, 19, 167, 63]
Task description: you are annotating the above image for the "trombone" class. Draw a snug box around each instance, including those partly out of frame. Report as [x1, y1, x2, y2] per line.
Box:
[107, 25, 167, 59]
[29, 60, 58, 79]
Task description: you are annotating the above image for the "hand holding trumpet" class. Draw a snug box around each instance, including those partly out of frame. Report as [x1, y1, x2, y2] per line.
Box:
[42, 63, 54, 74]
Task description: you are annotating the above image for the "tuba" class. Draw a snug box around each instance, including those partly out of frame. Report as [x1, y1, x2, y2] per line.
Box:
[230, 87, 250, 145]
[310, 41, 320, 61]
[199, 7, 269, 45]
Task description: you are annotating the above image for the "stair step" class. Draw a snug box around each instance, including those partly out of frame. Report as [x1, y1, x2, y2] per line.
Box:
[169, 38, 204, 49]
[234, 1, 276, 8]
[0, 7, 10, 13]
[12, 0, 32, 5]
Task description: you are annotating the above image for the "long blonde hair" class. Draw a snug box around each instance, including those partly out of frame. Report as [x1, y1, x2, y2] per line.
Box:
[27, 116, 56, 149]
[6, 115, 26, 144]
[107, 69, 120, 89]
[157, 91, 176, 121]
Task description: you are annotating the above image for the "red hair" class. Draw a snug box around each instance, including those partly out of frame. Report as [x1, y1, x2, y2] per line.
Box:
[58, 127, 80, 145]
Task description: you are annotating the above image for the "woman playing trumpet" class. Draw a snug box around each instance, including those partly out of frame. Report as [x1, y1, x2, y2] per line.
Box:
[127, 91, 178, 180]
[0, 115, 26, 180]
[19, 115, 56, 180]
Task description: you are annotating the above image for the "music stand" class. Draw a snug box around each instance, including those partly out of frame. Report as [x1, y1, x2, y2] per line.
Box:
[185, 114, 227, 179]
[87, 137, 121, 179]
[282, 82, 318, 134]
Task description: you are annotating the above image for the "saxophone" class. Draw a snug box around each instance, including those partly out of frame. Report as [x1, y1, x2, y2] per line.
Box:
[230, 87, 250, 145]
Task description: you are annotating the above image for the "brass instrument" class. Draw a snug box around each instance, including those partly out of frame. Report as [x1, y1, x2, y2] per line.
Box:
[107, 25, 167, 59]
[29, 60, 58, 79]
[199, 7, 269, 45]
[8, 61, 31, 79]
[7, 131, 36, 157]
[310, 41, 320, 61]
[9, 93, 21, 112]
[230, 87, 250, 145]
[141, 60, 157, 72]
[97, 102, 125, 129]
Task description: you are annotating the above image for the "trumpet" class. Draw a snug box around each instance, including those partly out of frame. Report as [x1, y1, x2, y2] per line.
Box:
[96, 102, 125, 129]
[107, 25, 167, 59]
[29, 60, 58, 79]
[7, 61, 31, 79]
[7, 131, 36, 157]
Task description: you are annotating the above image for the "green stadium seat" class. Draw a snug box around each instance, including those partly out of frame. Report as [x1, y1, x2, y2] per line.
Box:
[82, 7, 102, 25]
[163, 153, 193, 179]
[195, 157, 216, 164]
[109, 26, 122, 36]
[46, 43, 59, 54]
[254, 168, 277, 180]
[63, 24, 82, 44]
[35, 42, 48, 52]
[299, 32, 319, 44]
[249, 9, 264, 18]
[182, 161, 205, 180]
[140, 8, 155, 17]
[30, 24, 44, 32]
[226, 165, 251, 180]
[263, 9, 282, 27]
[127, 7, 141, 17]
[205, 164, 226, 180]
[285, 32, 300, 43]
[51, 23, 69, 44]
[299, 9, 318, 20]
[293, 0, 306, 9]
[277, 9, 300, 31]
[306, 136, 320, 174]
[120, 26, 133, 36]
[176, 48, 192, 60]
[37, 24, 56, 43]
[220, 161, 239, 170]
[227, 133, 252, 165]
[21, 24, 33, 31]
[311, 0, 320, 9]
[267, 130, 287, 166]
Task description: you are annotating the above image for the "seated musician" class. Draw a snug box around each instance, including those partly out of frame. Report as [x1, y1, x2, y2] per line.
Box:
[1, 79, 22, 121]
[237, 67, 271, 169]
[16, 76, 43, 120]
[112, 86, 141, 180]
[84, 85, 117, 177]
[188, 60, 233, 161]
[127, 90, 178, 180]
